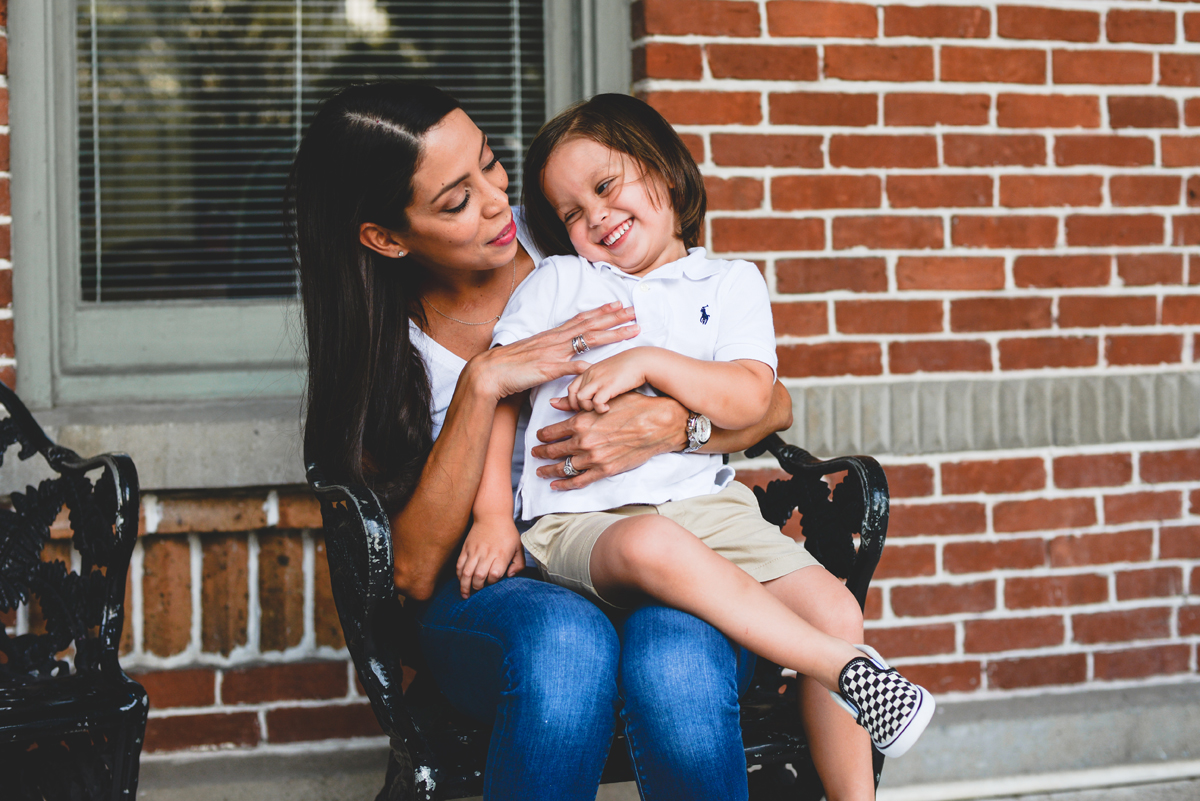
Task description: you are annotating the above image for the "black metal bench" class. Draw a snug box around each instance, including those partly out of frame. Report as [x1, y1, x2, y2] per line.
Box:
[308, 433, 889, 801]
[0, 382, 147, 801]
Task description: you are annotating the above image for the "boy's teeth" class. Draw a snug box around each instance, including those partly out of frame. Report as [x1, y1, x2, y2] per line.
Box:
[603, 220, 632, 246]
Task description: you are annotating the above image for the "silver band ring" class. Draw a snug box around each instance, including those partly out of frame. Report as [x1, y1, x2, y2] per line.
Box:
[571, 334, 590, 355]
[563, 456, 582, 477]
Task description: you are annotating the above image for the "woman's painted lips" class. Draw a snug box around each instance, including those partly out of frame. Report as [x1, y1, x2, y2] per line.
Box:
[490, 219, 517, 246]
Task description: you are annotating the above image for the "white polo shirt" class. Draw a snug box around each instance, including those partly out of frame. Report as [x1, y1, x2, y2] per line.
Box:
[492, 247, 777, 520]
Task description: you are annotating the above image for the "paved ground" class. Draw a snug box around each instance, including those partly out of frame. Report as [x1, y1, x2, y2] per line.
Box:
[399, 777, 1200, 800]
[985, 778, 1200, 801]
[139, 776, 1200, 801]
[138, 680, 1200, 801]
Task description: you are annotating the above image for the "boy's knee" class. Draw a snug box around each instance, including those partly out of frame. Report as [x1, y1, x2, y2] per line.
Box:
[609, 516, 688, 579]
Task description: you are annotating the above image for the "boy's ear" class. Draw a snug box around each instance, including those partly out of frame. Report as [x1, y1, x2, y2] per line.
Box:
[359, 222, 409, 258]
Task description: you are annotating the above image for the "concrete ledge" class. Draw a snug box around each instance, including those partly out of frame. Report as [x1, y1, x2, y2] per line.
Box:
[138, 741, 637, 801]
[879, 761, 1200, 801]
[139, 741, 390, 801]
[136, 682, 1200, 801]
[781, 369, 1200, 458]
[4, 369, 1198, 490]
[0, 398, 305, 491]
[880, 682, 1200, 788]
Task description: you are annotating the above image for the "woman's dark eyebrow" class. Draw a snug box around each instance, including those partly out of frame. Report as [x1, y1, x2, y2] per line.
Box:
[431, 134, 489, 204]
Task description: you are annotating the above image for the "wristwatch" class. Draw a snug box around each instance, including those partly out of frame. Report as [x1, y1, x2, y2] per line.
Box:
[683, 412, 712, 454]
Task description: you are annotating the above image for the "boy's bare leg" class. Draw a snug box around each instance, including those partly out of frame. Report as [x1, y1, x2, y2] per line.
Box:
[588, 514, 863, 691]
[764, 568, 875, 801]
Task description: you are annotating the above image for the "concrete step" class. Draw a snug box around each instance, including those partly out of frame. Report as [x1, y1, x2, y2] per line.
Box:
[983, 778, 1200, 801]
[138, 681, 1200, 801]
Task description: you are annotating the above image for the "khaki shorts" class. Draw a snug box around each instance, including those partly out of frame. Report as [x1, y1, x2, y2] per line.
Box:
[521, 481, 821, 609]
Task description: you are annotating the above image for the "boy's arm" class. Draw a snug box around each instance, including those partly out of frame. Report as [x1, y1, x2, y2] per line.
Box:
[536, 381, 792, 490]
[703, 380, 793, 453]
[638, 348, 775, 430]
[565, 347, 774, 431]
[457, 394, 526, 599]
[471, 394, 522, 521]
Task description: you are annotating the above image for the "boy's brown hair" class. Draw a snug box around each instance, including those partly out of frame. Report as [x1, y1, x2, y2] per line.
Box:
[521, 93, 706, 259]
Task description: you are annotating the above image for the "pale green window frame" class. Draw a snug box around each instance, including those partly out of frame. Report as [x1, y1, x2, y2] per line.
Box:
[9, 0, 631, 411]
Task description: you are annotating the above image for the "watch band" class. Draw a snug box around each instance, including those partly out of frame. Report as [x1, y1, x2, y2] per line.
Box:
[683, 412, 712, 454]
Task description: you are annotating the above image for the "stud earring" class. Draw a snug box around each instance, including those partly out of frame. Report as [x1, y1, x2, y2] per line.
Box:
[395, 250, 406, 258]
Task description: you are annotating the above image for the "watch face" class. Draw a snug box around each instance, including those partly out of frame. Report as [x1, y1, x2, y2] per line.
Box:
[696, 414, 712, 442]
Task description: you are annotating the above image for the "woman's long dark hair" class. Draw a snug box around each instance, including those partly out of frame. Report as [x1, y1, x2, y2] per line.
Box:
[288, 82, 461, 511]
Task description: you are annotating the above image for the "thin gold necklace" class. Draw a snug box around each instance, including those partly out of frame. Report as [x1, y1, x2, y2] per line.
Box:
[424, 259, 517, 326]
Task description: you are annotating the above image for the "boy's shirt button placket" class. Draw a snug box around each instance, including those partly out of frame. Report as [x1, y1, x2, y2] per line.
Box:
[636, 290, 667, 343]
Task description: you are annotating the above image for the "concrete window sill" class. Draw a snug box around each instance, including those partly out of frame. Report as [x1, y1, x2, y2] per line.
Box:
[0, 399, 305, 492]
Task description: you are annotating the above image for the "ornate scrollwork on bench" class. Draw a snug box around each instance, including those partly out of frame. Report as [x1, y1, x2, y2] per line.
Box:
[0, 382, 147, 801]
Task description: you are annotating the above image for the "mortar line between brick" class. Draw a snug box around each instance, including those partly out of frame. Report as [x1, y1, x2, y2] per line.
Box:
[132, 539, 144, 655]
[247, 532, 261, 657]
[640, 78, 1200, 95]
[146, 694, 375, 719]
[302, 530, 316, 653]
[189, 533, 202, 661]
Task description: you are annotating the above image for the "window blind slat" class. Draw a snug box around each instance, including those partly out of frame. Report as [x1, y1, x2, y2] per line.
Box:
[79, 0, 546, 303]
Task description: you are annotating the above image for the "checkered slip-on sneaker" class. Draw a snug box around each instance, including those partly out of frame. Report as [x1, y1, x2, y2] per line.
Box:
[830, 644, 935, 758]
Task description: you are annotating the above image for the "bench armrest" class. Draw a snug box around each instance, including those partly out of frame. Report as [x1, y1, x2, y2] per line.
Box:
[745, 433, 889, 611]
[306, 462, 438, 799]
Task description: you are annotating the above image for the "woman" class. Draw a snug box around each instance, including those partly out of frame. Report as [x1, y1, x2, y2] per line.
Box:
[290, 82, 794, 800]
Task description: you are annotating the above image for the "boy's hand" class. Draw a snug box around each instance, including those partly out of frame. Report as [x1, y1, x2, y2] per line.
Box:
[560, 348, 653, 413]
[456, 518, 526, 599]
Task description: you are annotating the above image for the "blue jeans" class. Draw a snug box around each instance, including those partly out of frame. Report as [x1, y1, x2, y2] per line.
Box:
[418, 576, 755, 801]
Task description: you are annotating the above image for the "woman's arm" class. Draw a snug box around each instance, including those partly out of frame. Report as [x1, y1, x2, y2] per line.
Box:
[388, 359, 502, 601]
[388, 303, 639, 601]
[533, 380, 794, 490]
[564, 347, 775, 430]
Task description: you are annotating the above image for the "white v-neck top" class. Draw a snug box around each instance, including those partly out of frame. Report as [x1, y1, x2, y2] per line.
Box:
[408, 208, 540, 495]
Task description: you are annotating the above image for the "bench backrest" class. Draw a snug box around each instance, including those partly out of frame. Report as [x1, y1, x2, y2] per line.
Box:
[0, 382, 140, 684]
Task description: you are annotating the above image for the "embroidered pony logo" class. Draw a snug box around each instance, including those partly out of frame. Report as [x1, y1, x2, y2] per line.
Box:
[700, 305, 710, 325]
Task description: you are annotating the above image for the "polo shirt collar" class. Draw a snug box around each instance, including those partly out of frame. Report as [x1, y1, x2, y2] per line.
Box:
[592, 247, 721, 281]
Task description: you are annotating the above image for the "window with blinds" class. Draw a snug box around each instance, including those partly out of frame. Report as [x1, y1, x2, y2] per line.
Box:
[76, 0, 546, 303]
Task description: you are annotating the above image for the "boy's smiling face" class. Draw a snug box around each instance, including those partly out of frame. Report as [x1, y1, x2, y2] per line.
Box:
[542, 137, 688, 278]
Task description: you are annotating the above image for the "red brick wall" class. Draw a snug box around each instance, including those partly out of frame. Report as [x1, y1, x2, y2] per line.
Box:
[636, 0, 1199, 375]
[18, 491, 377, 753]
[741, 449, 1199, 693]
[646, 0, 1199, 695]
[115, 492, 381, 752]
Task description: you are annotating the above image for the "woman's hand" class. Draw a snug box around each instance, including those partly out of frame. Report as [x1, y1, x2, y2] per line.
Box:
[466, 302, 639, 401]
[532, 392, 689, 490]
[533, 381, 796, 490]
[456, 517, 526, 599]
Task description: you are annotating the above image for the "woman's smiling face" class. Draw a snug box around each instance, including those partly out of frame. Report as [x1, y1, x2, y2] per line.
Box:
[541, 137, 687, 278]
[397, 108, 518, 274]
